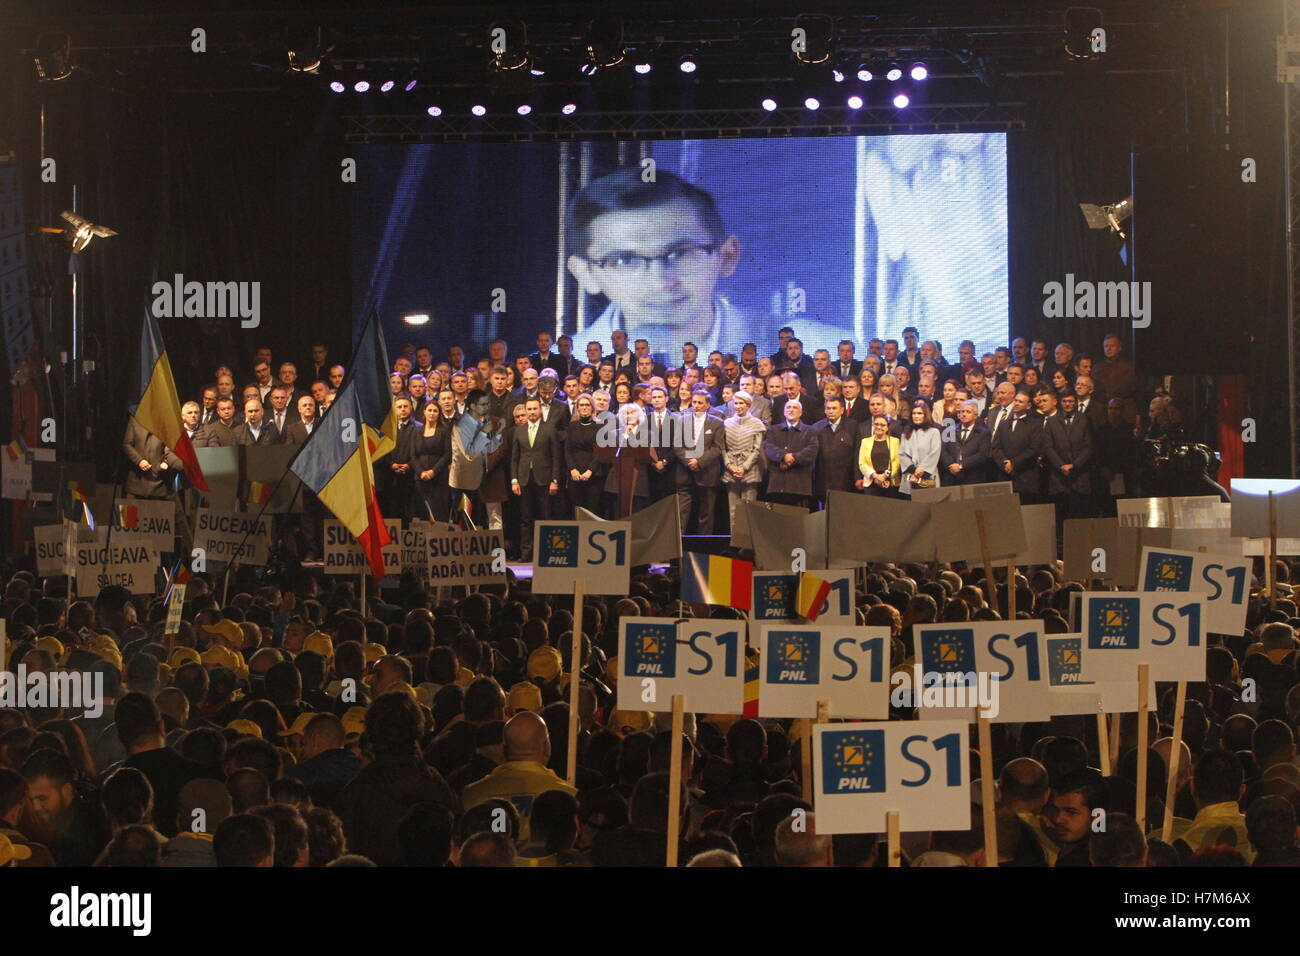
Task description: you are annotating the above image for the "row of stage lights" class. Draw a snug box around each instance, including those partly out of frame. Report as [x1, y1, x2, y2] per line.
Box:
[327, 59, 925, 116]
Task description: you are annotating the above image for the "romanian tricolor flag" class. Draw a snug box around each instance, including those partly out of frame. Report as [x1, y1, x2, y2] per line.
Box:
[66, 481, 94, 530]
[743, 650, 760, 718]
[4, 436, 27, 461]
[116, 503, 139, 529]
[680, 552, 753, 610]
[795, 571, 833, 622]
[163, 557, 192, 605]
[135, 306, 207, 491]
[290, 307, 397, 581]
[245, 481, 272, 506]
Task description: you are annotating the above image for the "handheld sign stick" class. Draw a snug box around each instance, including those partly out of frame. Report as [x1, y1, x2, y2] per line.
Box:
[1006, 560, 1017, 619]
[1269, 490, 1278, 609]
[1135, 663, 1151, 833]
[566, 578, 585, 787]
[886, 811, 901, 867]
[358, 572, 367, 616]
[976, 714, 999, 866]
[1161, 681, 1188, 843]
[975, 509, 1000, 618]
[799, 699, 831, 803]
[666, 693, 685, 867]
[1110, 711, 1122, 770]
[1097, 711, 1112, 776]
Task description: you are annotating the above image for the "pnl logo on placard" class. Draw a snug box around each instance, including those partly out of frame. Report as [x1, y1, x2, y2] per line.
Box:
[767, 630, 819, 683]
[755, 575, 796, 620]
[1145, 552, 1192, 591]
[539, 525, 578, 567]
[922, 629, 976, 675]
[822, 728, 886, 793]
[1089, 597, 1140, 649]
[1048, 638, 1085, 685]
[625, 622, 676, 678]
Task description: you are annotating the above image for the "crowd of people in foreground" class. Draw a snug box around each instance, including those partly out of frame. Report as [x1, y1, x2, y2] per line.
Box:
[2, 549, 1299, 869]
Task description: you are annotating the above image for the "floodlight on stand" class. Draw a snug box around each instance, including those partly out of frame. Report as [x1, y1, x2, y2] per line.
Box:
[1079, 195, 1132, 239]
[34, 33, 73, 81]
[403, 313, 430, 327]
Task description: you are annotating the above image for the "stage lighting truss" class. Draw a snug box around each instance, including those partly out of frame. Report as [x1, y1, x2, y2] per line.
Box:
[489, 19, 531, 72]
[792, 15, 833, 65]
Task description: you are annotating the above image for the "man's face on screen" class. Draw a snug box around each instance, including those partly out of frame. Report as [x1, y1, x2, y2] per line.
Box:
[568, 199, 739, 335]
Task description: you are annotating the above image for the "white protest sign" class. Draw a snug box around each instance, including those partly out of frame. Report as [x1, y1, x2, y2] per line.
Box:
[75, 534, 155, 595]
[195, 509, 273, 565]
[426, 527, 506, 587]
[1, 453, 31, 500]
[914, 621, 1050, 723]
[750, 571, 854, 625]
[756, 624, 891, 719]
[111, 498, 176, 554]
[323, 518, 401, 574]
[931, 493, 1027, 562]
[910, 480, 1013, 503]
[165, 584, 187, 636]
[34, 523, 95, 577]
[1046, 634, 1157, 715]
[1078, 591, 1209, 683]
[617, 618, 745, 715]
[1139, 546, 1249, 636]
[531, 521, 631, 594]
[813, 720, 971, 834]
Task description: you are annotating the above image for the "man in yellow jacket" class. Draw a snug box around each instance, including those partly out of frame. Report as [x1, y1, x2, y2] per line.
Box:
[1163, 749, 1254, 863]
[462, 712, 576, 841]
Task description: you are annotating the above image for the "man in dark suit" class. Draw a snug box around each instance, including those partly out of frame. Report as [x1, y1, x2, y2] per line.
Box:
[990, 391, 1044, 503]
[940, 400, 992, 486]
[898, 327, 923, 381]
[528, 331, 566, 376]
[381, 397, 418, 520]
[810, 396, 859, 509]
[512, 367, 541, 406]
[536, 374, 570, 439]
[834, 341, 863, 381]
[232, 399, 279, 445]
[1044, 392, 1095, 519]
[195, 398, 238, 448]
[265, 386, 293, 438]
[776, 339, 818, 394]
[840, 378, 870, 424]
[772, 373, 823, 425]
[604, 329, 634, 377]
[763, 400, 819, 511]
[510, 397, 562, 561]
[644, 386, 679, 504]
[1074, 375, 1108, 433]
[673, 388, 726, 534]
[281, 395, 320, 445]
[634, 339, 668, 379]
[487, 366, 518, 423]
[121, 418, 183, 499]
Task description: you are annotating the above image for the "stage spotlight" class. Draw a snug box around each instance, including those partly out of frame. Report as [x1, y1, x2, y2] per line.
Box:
[516, 104, 532, 116]
[679, 54, 697, 73]
[329, 80, 346, 93]
[470, 103, 487, 116]
[580, 60, 599, 76]
[832, 69, 845, 83]
[1079, 195, 1132, 239]
[488, 19, 530, 71]
[354, 80, 370, 93]
[761, 97, 778, 111]
[426, 105, 442, 117]
[403, 313, 430, 326]
[846, 94, 863, 109]
[404, 79, 418, 92]
[379, 80, 395, 93]
[530, 62, 545, 76]
[856, 64, 874, 82]
[886, 64, 903, 82]
[892, 92, 909, 108]
[792, 15, 832, 65]
[910, 62, 928, 81]
[1065, 6, 1105, 59]
[57, 211, 117, 253]
[34, 33, 73, 81]
[634, 62, 652, 74]
[804, 96, 820, 111]
[562, 102, 578, 114]
[287, 29, 326, 74]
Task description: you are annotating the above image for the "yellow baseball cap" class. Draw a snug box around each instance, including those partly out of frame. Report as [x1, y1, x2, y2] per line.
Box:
[341, 706, 367, 739]
[279, 712, 317, 738]
[169, 647, 201, 669]
[507, 682, 543, 714]
[303, 632, 334, 659]
[226, 719, 263, 738]
[199, 619, 243, 649]
[201, 644, 242, 671]
[0, 833, 33, 866]
[527, 646, 563, 682]
[363, 643, 387, 664]
[34, 636, 64, 664]
[609, 710, 653, 736]
[455, 665, 476, 689]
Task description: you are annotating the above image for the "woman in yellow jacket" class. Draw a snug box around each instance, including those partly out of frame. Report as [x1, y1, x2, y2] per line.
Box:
[858, 414, 902, 497]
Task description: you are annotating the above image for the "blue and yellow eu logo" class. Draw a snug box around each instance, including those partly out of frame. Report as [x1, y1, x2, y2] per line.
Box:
[539, 524, 578, 568]
[821, 729, 886, 793]
[766, 630, 820, 684]
[1143, 552, 1192, 592]
[920, 629, 976, 676]
[755, 575, 797, 620]
[624, 623, 676, 679]
[1048, 637, 1085, 686]
[1087, 597, 1140, 650]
